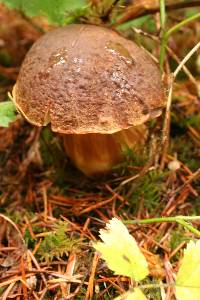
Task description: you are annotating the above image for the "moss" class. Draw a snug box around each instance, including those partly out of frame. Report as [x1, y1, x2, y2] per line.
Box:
[128, 170, 165, 214]
[37, 220, 80, 262]
[170, 228, 191, 260]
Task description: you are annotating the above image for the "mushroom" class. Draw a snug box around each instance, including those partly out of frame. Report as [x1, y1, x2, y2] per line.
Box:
[12, 24, 165, 177]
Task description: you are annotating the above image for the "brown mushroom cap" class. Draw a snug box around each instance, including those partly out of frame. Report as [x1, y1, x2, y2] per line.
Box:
[12, 24, 165, 134]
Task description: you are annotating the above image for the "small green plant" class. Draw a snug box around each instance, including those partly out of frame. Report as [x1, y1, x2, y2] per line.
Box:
[38, 221, 79, 262]
[94, 217, 200, 300]
[0, 101, 16, 127]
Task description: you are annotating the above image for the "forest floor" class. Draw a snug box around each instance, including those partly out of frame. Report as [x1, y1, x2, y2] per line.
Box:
[0, 2, 200, 299]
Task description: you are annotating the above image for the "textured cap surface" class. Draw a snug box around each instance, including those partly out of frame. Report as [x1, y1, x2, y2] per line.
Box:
[13, 24, 165, 134]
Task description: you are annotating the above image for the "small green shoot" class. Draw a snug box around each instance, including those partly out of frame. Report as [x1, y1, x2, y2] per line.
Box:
[124, 216, 200, 237]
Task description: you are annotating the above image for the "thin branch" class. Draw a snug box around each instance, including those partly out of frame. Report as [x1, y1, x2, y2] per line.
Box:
[160, 75, 173, 168]
[160, 41, 200, 168]
[174, 167, 200, 195]
[0, 213, 25, 244]
[173, 41, 200, 77]
[131, 27, 199, 93]
[166, 46, 199, 92]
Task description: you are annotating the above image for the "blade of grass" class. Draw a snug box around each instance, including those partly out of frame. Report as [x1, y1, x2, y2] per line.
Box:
[166, 12, 200, 40]
[159, 12, 200, 69]
[159, 0, 166, 71]
[160, 41, 200, 167]
[159, 0, 166, 30]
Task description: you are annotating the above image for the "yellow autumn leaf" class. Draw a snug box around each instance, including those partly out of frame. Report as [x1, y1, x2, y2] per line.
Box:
[176, 240, 200, 300]
[94, 218, 149, 281]
[114, 288, 147, 300]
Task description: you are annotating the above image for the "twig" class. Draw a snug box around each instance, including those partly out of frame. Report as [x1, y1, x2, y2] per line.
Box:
[131, 26, 199, 93]
[131, 25, 199, 96]
[131, 27, 159, 41]
[120, 166, 156, 186]
[160, 41, 200, 168]
[21, 256, 29, 300]
[160, 74, 173, 168]
[42, 187, 48, 222]
[166, 46, 199, 94]
[174, 41, 200, 77]
[0, 213, 25, 244]
[2, 282, 15, 300]
[174, 167, 200, 195]
[85, 252, 99, 300]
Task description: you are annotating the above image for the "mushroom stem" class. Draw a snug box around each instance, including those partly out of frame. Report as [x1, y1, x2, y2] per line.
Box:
[63, 125, 147, 177]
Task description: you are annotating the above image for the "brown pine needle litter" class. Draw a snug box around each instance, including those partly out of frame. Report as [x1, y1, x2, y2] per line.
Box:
[0, 1, 200, 299]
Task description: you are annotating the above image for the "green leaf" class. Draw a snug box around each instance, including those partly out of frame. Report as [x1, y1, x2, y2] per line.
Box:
[0, 0, 88, 24]
[93, 218, 149, 281]
[114, 288, 147, 300]
[0, 101, 16, 127]
[176, 240, 200, 300]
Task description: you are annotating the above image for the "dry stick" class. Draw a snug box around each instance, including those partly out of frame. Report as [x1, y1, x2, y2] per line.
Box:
[174, 42, 200, 78]
[166, 46, 199, 94]
[2, 282, 15, 300]
[20, 256, 29, 300]
[130, 28, 200, 171]
[119, 38, 199, 187]
[42, 187, 48, 222]
[160, 41, 200, 168]
[0, 213, 25, 244]
[28, 250, 47, 286]
[85, 252, 99, 300]
[0, 274, 36, 289]
[174, 167, 200, 195]
[131, 27, 199, 92]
